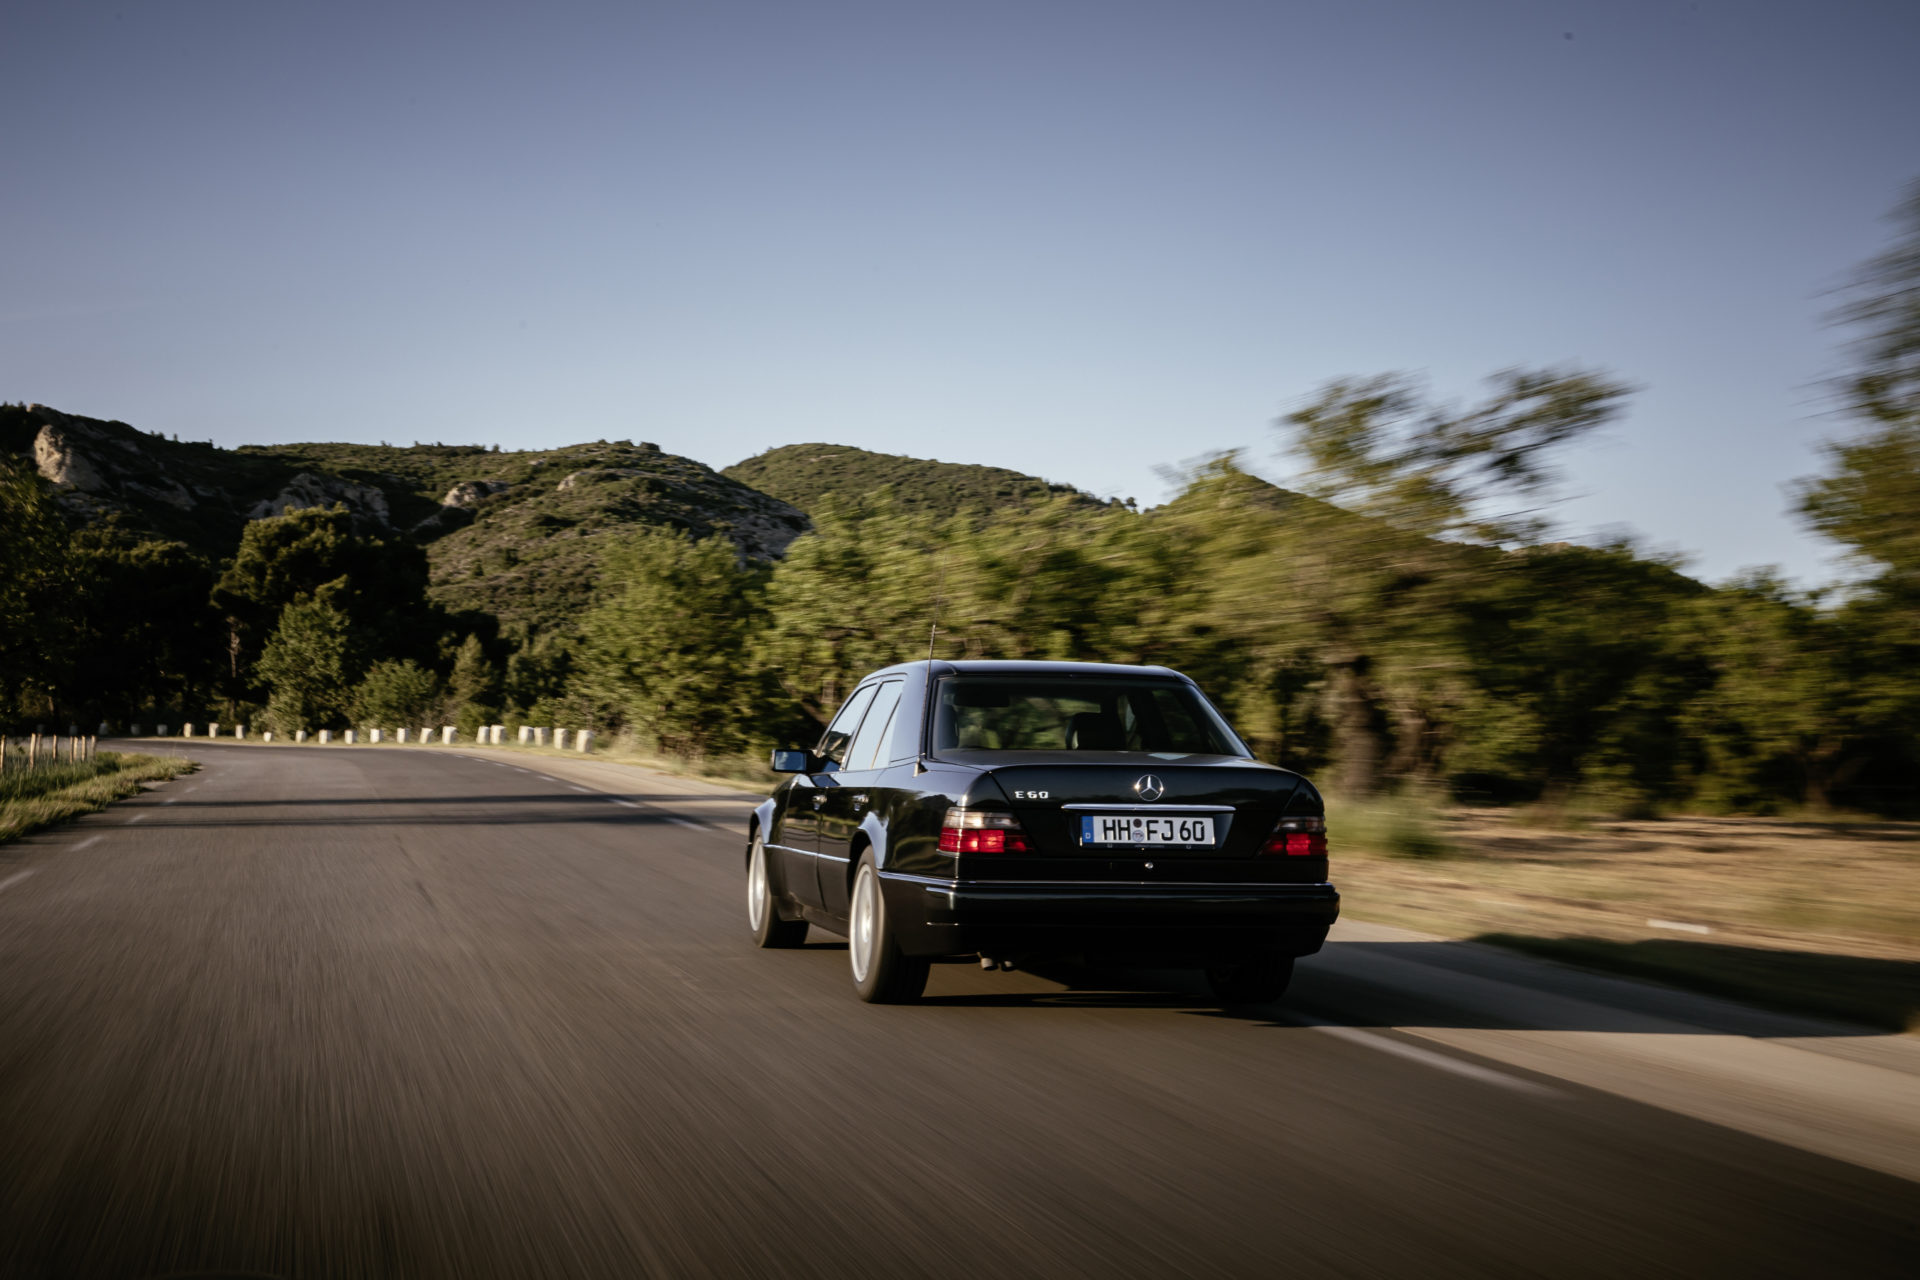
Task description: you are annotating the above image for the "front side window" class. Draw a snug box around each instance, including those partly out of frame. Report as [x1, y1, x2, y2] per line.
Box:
[931, 678, 1247, 757]
[817, 683, 880, 770]
[844, 681, 904, 772]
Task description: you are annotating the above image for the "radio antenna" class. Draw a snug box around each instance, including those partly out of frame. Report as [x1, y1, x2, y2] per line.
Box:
[915, 552, 949, 775]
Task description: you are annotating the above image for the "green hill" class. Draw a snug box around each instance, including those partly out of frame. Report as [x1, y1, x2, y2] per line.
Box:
[721, 443, 1105, 520]
[4, 404, 808, 627]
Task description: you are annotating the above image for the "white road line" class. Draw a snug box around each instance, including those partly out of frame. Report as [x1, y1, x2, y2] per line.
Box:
[0, 869, 36, 893]
[1296, 1020, 1562, 1097]
[1647, 918, 1712, 934]
[609, 798, 640, 808]
[73, 836, 101, 851]
[668, 817, 705, 829]
[127, 813, 147, 824]
[163, 798, 177, 805]
[568, 785, 591, 793]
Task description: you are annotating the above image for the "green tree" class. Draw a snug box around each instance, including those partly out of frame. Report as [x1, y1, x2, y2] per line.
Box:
[211, 505, 433, 703]
[446, 634, 500, 734]
[1674, 577, 1866, 810]
[0, 457, 71, 721]
[502, 629, 578, 717]
[1274, 368, 1633, 794]
[755, 498, 944, 727]
[350, 659, 442, 730]
[1800, 180, 1920, 606]
[67, 531, 219, 726]
[581, 529, 767, 755]
[255, 596, 357, 734]
[1791, 179, 1920, 810]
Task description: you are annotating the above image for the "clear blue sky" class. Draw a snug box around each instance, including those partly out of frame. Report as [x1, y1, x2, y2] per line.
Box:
[5, 0, 1916, 585]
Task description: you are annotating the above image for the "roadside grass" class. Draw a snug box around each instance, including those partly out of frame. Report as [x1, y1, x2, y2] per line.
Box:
[1327, 790, 1456, 858]
[0, 751, 197, 843]
[1328, 798, 1920, 1031]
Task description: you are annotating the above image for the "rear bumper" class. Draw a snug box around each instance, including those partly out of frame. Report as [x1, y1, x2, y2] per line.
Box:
[883, 873, 1340, 960]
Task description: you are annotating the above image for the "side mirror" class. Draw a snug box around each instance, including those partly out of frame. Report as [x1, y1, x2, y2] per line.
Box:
[770, 748, 811, 774]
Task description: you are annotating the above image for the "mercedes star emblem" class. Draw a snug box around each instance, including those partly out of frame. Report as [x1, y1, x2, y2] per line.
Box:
[1134, 774, 1165, 802]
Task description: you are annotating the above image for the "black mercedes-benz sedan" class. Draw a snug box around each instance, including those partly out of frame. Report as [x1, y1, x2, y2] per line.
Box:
[746, 660, 1338, 1005]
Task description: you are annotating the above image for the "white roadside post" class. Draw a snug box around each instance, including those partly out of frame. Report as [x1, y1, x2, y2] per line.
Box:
[263, 731, 273, 743]
[533, 727, 547, 747]
[208, 723, 219, 738]
[318, 729, 331, 744]
[420, 726, 433, 744]
[517, 726, 531, 745]
[552, 728, 567, 750]
[370, 728, 383, 744]
[576, 730, 593, 754]
[182, 725, 192, 738]
[397, 728, 409, 744]
[156, 724, 166, 737]
[235, 725, 246, 740]
[296, 730, 307, 743]
[494, 725, 506, 745]
[441, 726, 455, 744]
[346, 729, 357, 744]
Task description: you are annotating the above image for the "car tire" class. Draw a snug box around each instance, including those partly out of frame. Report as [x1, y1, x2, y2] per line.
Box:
[748, 832, 808, 949]
[848, 854, 929, 1004]
[1204, 951, 1294, 1007]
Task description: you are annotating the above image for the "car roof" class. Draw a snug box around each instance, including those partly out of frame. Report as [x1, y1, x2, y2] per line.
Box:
[866, 659, 1186, 681]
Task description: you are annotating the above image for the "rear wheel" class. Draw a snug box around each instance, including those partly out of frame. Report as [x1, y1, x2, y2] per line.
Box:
[748, 833, 808, 948]
[1204, 951, 1294, 1007]
[849, 855, 929, 1004]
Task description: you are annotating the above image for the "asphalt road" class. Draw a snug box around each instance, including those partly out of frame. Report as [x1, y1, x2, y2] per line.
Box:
[0, 743, 1914, 1279]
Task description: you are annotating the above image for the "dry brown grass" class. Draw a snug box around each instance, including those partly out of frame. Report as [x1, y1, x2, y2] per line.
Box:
[1331, 805, 1920, 1030]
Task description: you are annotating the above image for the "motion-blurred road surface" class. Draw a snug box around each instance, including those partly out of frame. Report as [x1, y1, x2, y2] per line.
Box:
[0, 743, 1914, 1278]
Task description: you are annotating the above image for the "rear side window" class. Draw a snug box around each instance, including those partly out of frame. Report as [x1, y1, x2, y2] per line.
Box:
[845, 681, 903, 772]
[817, 684, 879, 769]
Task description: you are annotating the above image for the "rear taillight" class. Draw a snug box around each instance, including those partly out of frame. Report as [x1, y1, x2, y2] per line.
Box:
[1260, 815, 1327, 857]
[939, 807, 1031, 854]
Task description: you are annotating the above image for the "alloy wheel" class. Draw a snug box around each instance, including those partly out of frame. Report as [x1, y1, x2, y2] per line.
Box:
[849, 865, 877, 984]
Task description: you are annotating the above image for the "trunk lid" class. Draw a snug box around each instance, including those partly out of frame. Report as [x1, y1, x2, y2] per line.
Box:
[977, 753, 1303, 859]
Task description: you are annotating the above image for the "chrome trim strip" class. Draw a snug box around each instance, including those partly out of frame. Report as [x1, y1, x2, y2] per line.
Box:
[878, 870, 960, 887]
[930, 880, 1335, 890]
[764, 842, 814, 859]
[1058, 803, 1235, 813]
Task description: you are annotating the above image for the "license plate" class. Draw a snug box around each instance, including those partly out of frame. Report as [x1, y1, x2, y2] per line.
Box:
[1079, 814, 1216, 846]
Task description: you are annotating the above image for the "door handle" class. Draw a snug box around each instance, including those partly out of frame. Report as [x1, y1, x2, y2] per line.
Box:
[812, 794, 827, 809]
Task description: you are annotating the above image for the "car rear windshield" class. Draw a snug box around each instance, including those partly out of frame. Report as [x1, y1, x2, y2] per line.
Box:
[931, 678, 1248, 756]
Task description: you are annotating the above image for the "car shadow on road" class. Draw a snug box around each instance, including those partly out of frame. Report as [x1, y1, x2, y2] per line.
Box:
[1195, 938, 1916, 1038]
[908, 939, 1914, 1037]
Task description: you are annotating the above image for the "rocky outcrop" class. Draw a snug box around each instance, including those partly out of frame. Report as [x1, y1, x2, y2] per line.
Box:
[249, 472, 392, 525]
[33, 421, 107, 493]
[441, 479, 511, 508]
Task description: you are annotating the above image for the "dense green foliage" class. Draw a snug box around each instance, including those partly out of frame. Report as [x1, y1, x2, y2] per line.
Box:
[723, 443, 1106, 519]
[3, 188, 1916, 813]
